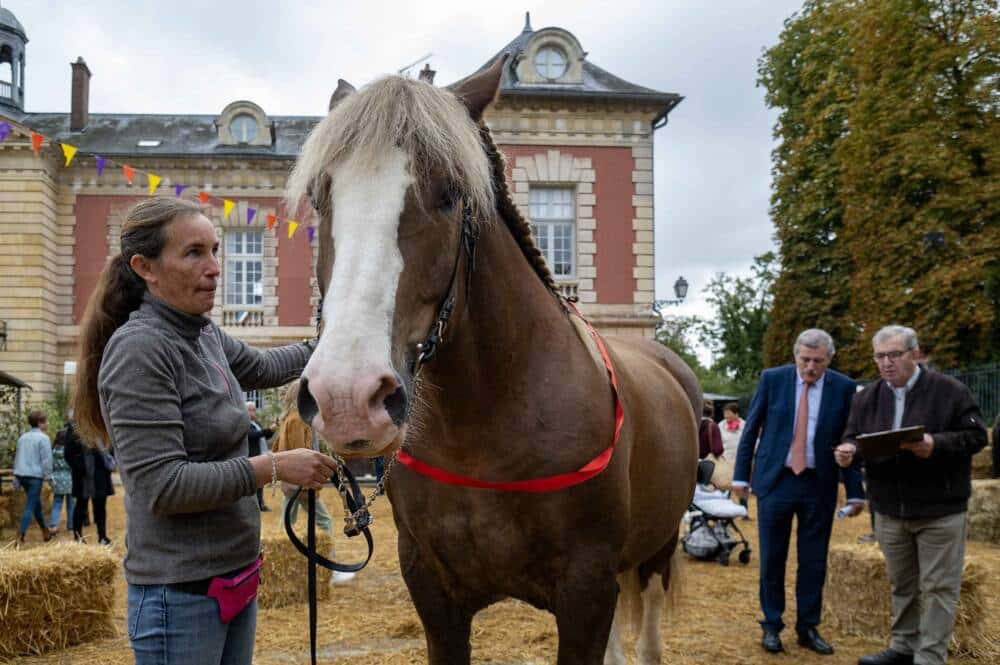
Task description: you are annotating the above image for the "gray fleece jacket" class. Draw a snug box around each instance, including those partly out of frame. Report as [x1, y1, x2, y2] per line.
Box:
[99, 293, 311, 585]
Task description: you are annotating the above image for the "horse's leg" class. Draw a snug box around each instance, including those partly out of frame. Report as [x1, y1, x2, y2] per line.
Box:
[399, 532, 475, 665]
[603, 572, 632, 665]
[554, 568, 619, 665]
[635, 536, 681, 665]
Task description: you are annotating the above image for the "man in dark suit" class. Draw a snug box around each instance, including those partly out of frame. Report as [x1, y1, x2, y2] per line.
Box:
[734, 329, 864, 655]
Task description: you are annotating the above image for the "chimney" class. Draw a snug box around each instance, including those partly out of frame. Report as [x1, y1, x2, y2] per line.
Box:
[418, 63, 436, 85]
[70, 57, 91, 132]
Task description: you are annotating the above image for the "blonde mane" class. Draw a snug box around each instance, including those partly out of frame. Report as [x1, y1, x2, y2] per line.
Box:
[286, 76, 494, 220]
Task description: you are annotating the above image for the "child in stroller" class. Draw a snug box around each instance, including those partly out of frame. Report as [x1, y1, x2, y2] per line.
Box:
[682, 458, 752, 566]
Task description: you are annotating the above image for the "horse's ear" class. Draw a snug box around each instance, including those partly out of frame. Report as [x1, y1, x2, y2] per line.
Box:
[328, 79, 356, 111]
[449, 53, 508, 122]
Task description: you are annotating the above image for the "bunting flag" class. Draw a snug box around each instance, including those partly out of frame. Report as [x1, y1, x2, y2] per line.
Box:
[0, 123, 11, 143]
[223, 199, 235, 221]
[122, 165, 135, 185]
[307, 226, 315, 242]
[174, 184, 187, 197]
[267, 214, 277, 231]
[95, 155, 107, 176]
[61, 144, 78, 167]
[287, 221, 299, 238]
[31, 132, 44, 155]
[198, 191, 210, 204]
[147, 172, 162, 195]
[246, 207, 256, 225]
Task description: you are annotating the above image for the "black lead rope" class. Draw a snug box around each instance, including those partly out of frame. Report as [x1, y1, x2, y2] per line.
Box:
[284, 464, 374, 665]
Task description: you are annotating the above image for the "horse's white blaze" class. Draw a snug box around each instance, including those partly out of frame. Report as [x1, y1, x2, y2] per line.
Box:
[301, 147, 413, 448]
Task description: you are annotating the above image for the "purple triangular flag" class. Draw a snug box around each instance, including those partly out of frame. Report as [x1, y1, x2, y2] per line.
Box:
[95, 156, 107, 176]
[307, 226, 315, 242]
[0, 123, 10, 143]
[174, 184, 187, 197]
[247, 207, 256, 225]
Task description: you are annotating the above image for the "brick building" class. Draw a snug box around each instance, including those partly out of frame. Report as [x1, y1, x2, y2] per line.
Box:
[0, 9, 681, 400]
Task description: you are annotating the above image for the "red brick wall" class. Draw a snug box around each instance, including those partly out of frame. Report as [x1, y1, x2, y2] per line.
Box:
[497, 145, 637, 304]
[73, 195, 142, 323]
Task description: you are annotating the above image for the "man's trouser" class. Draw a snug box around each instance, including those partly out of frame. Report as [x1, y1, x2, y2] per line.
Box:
[875, 511, 966, 665]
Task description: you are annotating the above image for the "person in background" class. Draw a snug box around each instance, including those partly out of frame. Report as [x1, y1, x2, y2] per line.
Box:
[840, 325, 987, 665]
[272, 380, 356, 584]
[699, 401, 724, 460]
[49, 420, 75, 533]
[14, 410, 53, 545]
[64, 421, 115, 546]
[719, 402, 745, 461]
[246, 402, 276, 512]
[72, 197, 338, 665]
[733, 329, 863, 656]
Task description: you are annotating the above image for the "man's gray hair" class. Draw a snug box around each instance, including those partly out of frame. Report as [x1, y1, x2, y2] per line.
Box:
[793, 328, 835, 357]
[872, 325, 919, 350]
[245, 401, 256, 409]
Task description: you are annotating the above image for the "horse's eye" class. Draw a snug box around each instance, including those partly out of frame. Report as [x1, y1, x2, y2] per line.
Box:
[438, 187, 458, 212]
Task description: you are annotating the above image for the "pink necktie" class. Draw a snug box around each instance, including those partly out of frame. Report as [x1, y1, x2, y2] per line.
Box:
[790, 382, 810, 475]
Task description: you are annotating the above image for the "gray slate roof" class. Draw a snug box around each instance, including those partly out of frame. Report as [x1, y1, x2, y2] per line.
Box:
[0, 6, 26, 41]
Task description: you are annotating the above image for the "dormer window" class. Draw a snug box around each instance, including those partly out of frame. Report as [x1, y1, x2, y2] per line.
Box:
[230, 114, 258, 144]
[534, 46, 568, 80]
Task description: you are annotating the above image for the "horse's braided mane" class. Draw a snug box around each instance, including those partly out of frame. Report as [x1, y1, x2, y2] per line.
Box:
[478, 123, 567, 307]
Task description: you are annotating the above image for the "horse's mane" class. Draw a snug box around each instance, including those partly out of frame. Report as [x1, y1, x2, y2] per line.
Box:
[285, 75, 562, 301]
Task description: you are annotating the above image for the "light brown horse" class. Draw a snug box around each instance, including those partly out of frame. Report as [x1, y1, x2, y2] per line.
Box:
[286, 56, 699, 665]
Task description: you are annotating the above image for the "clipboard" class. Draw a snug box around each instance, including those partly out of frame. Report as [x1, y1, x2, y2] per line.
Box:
[855, 425, 924, 459]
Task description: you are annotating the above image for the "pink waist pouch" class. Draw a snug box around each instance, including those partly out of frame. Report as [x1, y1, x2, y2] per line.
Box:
[207, 555, 263, 623]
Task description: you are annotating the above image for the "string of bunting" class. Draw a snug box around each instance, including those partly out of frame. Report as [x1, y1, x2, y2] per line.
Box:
[0, 120, 316, 242]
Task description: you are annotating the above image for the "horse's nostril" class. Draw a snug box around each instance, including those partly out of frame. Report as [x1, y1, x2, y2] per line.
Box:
[384, 386, 408, 426]
[298, 377, 319, 424]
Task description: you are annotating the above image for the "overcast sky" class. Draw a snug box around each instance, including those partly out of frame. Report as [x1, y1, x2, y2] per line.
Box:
[12, 0, 804, 340]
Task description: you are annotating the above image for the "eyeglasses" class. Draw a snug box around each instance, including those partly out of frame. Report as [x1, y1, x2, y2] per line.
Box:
[873, 350, 909, 362]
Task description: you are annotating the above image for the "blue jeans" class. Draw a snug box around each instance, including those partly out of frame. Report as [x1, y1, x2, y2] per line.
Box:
[128, 583, 257, 665]
[49, 493, 75, 530]
[16, 475, 46, 536]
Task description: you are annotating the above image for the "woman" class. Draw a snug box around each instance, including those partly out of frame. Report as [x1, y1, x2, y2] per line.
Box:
[48, 422, 75, 533]
[73, 197, 338, 665]
[13, 410, 53, 545]
[63, 419, 114, 545]
[718, 402, 745, 461]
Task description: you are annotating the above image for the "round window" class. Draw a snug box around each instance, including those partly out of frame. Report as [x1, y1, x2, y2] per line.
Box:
[534, 46, 568, 80]
[230, 114, 258, 143]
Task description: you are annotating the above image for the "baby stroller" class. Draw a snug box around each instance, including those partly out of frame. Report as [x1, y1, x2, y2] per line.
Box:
[682, 459, 752, 566]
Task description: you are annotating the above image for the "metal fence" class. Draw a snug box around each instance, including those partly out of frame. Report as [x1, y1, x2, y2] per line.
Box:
[943, 362, 1000, 424]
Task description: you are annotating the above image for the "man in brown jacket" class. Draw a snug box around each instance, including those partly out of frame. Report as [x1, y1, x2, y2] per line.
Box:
[837, 325, 987, 665]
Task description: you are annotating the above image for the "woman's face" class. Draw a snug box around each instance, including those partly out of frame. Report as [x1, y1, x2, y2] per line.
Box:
[138, 214, 220, 316]
[723, 409, 738, 422]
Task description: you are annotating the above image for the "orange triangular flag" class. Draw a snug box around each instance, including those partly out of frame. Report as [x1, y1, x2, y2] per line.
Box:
[147, 172, 162, 195]
[267, 214, 277, 231]
[31, 132, 44, 155]
[61, 143, 78, 167]
[223, 199, 235, 221]
[287, 221, 299, 238]
[198, 191, 210, 204]
[122, 165, 135, 185]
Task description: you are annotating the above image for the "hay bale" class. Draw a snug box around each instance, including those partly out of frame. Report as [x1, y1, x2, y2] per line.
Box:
[258, 525, 333, 609]
[0, 493, 11, 530]
[972, 446, 993, 480]
[826, 543, 998, 660]
[968, 479, 1000, 544]
[1, 484, 53, 533]
[0, 542, 118, 658]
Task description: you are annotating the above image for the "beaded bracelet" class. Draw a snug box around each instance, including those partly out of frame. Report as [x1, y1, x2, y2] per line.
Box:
[265, 452, 278, 496]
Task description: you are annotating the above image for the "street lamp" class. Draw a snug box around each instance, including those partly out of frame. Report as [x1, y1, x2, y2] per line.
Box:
[653, 276, 689, 315]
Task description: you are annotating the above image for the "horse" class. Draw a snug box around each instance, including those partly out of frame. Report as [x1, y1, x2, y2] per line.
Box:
[286, 55, 699, 665]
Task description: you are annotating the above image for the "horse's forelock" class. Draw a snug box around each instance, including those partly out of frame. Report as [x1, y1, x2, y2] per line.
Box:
[286, 76, 494, 222]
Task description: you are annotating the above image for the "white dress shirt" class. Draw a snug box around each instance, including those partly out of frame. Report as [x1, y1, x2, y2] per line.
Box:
[890, 365, 922, 429]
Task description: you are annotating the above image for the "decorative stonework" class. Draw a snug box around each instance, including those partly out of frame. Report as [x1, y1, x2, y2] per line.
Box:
[216, 100, 273, 147]
[514, 28, 585, 85]
[509, 149, 597, 304]
[631, 143, 655, 306]
[486, 105, 657, 147]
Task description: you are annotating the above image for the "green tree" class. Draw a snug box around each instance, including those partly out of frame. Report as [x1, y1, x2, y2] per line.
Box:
[699, 252, 777, 389]
[759, 0, 999, 376]
[654, 313, 749, 395]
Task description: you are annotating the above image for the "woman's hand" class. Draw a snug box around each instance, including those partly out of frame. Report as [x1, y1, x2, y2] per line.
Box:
[276, 449, 339, 489]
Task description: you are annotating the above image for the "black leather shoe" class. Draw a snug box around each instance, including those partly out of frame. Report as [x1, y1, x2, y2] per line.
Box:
[762, 630, 783, 653]
[858, 648, 914, 665]
[797, 627, 834, 655]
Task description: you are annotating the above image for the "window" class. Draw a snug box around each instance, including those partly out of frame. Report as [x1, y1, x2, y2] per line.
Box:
[529, 187, 575, 277]
[230, 114, 258, 143]
[225, 231, 263, 307]
[534, 46, 568, 80]
[243, 389, 263, 410]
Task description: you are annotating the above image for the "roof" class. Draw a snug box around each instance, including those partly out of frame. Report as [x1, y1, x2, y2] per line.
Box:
[0, 368, 31, 389]
[9, 111, 321, 159]
[0, 6, 26, 41]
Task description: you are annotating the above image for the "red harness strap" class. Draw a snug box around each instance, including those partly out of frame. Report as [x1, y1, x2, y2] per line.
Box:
[396, 308, 625, 493]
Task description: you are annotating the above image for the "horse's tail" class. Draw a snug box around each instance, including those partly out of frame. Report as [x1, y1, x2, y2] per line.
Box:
[620, 534, 684, 637]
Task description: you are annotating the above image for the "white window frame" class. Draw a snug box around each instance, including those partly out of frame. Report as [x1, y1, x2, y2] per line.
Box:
[224, 230, 264, 308]
[529, 187, 576, 279]
[534, 46, 568, 80]
[230, 114, 258, 144]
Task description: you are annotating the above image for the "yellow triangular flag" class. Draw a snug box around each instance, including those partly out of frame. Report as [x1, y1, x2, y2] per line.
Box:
[287, 221, 299, 238]
[61, 144, 77, 167]
[223, 199, 235, 221]
[147, 172, 162, 195]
